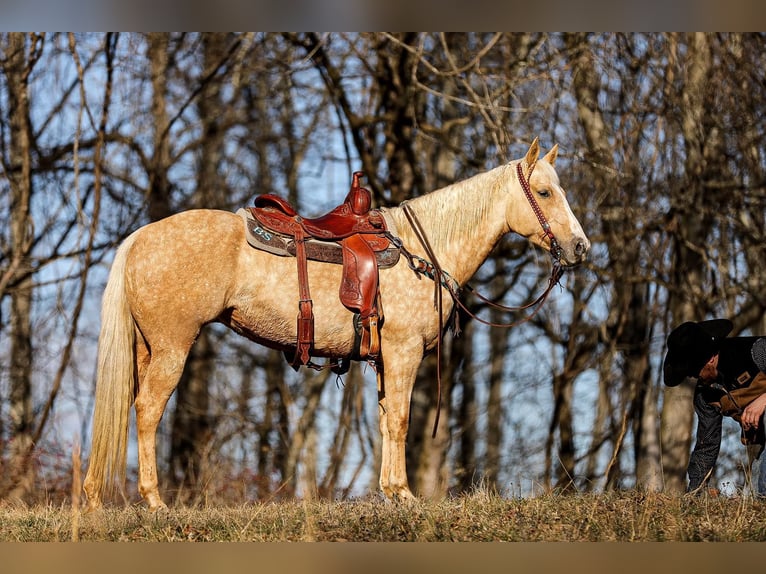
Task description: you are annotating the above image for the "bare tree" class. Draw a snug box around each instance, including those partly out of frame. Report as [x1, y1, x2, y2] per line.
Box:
[660, 33, 717, 493]
[169, 32, 235, 503]
[0, 33, 39, 499]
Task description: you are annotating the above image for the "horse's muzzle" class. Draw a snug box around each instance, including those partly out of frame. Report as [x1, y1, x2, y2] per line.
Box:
[559, 236, 590, 267]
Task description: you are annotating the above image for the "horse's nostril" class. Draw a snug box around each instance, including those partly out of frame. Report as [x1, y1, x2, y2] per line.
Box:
[575, 240, 588, 257]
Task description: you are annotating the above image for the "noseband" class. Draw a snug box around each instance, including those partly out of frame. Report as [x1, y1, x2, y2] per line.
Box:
[516, 161, 563, 263]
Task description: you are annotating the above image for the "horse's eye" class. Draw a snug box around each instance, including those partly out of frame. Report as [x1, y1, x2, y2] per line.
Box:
[537, 189, 551, 198]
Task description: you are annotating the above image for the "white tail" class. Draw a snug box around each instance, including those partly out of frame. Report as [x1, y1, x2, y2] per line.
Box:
[83, 232, 138, 507]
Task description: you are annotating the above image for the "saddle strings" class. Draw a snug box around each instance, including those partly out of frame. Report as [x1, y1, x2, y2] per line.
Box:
[401, 203, 446, 438]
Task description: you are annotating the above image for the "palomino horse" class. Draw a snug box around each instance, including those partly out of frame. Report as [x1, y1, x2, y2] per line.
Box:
[83, 138, 589, 510]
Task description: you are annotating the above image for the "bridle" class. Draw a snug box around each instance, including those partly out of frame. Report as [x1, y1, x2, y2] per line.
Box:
[396, 159, 566, 436]
[399, 160, 565, 326]
[454, 161, 565, 324]
[516, 161, 564, 263]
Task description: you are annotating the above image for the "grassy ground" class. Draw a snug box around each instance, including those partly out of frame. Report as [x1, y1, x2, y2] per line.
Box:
[2, 489, 766, 542]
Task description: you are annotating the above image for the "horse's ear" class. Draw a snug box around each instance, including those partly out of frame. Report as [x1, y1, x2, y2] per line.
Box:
[542, 143, 558, 167]
[523, 137, 540, 179]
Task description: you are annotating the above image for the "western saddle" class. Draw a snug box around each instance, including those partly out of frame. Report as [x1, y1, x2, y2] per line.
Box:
[239, 171, 398, 370]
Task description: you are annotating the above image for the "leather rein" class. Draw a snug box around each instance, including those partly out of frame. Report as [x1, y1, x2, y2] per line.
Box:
[396, 160, 566, 436]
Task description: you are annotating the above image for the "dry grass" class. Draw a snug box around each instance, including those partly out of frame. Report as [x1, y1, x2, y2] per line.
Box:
[2, 489, 766, 542]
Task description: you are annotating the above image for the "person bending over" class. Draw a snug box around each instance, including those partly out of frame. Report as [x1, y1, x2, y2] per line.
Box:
[663, 319, 766, 495]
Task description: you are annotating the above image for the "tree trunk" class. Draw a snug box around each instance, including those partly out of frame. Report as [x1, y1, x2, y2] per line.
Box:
[170, 329, 213, 501]
[484, 321, 506, 490]
[661, 33, 714, 493]
[1, 32, 37, 501]
[146, 32, 173, 222]
[284, 370, 328, 497]
[168, 33, 229, 503]
[565, 32, 660, 490]
[319, 363, 365, 498]
[410, 349, 453, 499]
[456, 319, 479, 492]
[549, 371, 576, 491]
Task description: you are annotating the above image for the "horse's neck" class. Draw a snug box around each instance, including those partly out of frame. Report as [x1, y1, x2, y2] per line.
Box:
[389, 166, 511, 285]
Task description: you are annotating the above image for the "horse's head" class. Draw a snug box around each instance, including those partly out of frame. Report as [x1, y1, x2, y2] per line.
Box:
[508, 138, 590, 267]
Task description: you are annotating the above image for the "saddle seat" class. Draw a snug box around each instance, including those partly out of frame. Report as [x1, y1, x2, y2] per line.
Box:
[245, 172, 393, 369]
[253, 173, 387, 240]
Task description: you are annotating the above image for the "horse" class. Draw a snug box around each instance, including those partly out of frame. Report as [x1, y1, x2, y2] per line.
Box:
[82, 138, 590, 510]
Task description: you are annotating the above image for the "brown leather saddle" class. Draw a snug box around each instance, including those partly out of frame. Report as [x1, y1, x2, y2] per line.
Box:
[240, 171, 398, 369]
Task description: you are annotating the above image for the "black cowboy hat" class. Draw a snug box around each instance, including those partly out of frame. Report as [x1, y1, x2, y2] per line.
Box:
[663, 319, 733, 387]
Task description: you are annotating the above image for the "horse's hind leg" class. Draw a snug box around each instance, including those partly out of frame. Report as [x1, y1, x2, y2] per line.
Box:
[134, 343, 189, 511]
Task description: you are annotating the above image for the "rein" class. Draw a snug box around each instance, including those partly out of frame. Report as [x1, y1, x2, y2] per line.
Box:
[400, 203, 449, 436]
[397, 160, 566, 437]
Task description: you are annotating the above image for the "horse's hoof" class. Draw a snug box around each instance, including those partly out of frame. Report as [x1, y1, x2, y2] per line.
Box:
[83, 499, 103, 514]
[394, 492, 417, 504]
[148, 503, 169, 513]
[382, 486, 417, 504]
[143, 495, 169, 513]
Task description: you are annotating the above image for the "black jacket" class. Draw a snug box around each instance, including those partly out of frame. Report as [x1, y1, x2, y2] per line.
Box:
[688, 337, 764, 492]
[695, 337, 762, 404]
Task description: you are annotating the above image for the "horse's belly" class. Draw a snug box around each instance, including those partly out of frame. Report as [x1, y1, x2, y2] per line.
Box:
[228, 248, 358, 356]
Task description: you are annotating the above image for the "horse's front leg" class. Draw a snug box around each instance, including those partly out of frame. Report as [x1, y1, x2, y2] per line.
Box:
[377, 351, 419, 502]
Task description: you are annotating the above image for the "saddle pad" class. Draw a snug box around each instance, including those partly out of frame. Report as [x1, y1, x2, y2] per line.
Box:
[237, 208, 401, 268]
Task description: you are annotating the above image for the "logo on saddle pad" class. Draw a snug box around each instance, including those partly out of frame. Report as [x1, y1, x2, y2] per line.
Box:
[252, 225, 272, 242]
